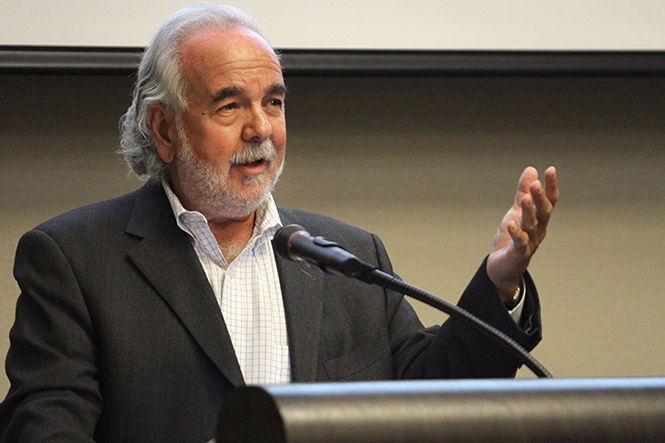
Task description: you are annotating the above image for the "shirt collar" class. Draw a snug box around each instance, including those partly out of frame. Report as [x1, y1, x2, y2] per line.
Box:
[161, 179, 282, 245]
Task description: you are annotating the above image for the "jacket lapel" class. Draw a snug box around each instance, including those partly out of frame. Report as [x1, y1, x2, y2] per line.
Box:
[125, 184, 244, 387]
[275, 211, 325, 382]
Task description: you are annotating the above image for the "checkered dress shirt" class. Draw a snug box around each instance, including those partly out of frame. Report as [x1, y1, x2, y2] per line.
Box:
[162, 181, 290, 385]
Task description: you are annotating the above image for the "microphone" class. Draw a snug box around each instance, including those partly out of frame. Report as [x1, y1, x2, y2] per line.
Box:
[273, 224, 552, 378]
[274, 224, 376, 280]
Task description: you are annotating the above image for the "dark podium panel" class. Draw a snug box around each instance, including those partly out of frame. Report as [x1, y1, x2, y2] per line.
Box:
[218, 378, 665, 442]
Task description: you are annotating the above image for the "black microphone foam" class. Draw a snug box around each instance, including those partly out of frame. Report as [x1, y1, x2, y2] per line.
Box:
[273, 224, 305, 261]
[273, 224, 375, 279]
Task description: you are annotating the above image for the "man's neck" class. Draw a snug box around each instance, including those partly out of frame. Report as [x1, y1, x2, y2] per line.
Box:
[208, 212, 256, 263]
[162, 178, 263, 263]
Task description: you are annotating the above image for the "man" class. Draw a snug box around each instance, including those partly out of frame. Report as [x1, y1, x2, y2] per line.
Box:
[0, 3, 558, 442]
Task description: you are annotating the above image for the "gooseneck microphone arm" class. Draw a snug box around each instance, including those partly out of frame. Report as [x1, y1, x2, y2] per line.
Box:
[274, 224, 552, 379]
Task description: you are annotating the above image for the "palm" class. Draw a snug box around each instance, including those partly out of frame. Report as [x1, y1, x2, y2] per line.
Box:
[486, 167, 558, 301]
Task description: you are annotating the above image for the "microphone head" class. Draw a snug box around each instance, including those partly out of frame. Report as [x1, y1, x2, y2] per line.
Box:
[273, 224, 307, 261]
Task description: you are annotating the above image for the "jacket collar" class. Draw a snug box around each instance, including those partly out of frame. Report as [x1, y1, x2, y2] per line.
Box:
[125, 184, 245, 386]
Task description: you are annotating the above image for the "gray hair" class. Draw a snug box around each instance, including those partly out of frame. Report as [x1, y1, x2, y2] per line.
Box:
[118, 3, 270, 182]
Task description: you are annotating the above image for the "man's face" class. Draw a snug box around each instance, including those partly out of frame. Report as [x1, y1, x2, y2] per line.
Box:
[167, 27, 287, 221]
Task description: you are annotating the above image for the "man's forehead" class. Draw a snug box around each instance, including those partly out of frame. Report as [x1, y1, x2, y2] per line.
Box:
[181, 27, 279, 68]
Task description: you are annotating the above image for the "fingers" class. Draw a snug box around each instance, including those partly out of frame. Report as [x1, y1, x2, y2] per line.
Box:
[544, 166, 559, 207]
[519, 192, 539, 239]
[515, 165, 558, 227]
[514, 166, 539, 206]
[531, 166, 558, 227]
[507, 219, 529, 251]
[529, 180, 552, 228]
[515, 166, 558, 204]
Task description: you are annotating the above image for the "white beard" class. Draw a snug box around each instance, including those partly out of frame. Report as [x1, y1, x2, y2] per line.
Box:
[173, 123, 284, 221]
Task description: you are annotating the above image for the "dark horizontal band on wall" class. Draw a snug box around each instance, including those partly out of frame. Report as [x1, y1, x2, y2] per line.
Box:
[1, 45, 665, 76]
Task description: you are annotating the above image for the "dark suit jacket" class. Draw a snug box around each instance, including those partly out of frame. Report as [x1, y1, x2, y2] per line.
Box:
[0, 183, 541, 442]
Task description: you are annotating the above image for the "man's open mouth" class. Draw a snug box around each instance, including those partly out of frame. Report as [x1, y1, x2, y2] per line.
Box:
[236, 158, 267, 167]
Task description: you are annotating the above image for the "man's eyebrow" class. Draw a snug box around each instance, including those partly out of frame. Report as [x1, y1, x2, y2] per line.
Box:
[267, 83, 287, 97]
[210, 83, 286, 105]
[211, 86, 244, 104]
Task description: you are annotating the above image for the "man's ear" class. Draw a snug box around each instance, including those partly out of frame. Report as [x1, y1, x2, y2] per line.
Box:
[147, 103, 178, 163]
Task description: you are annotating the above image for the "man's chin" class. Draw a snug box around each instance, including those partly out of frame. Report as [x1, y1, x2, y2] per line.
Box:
[240, 173, 266, 186]
[202, 164, 282, 221]
[208, 184, 272, 221]
[211, 198, 266, 221]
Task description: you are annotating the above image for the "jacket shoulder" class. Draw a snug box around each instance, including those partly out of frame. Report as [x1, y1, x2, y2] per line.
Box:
[32, 185, 155, 236]
[277, 207, 371, 238]
[276, 207, 388, 268]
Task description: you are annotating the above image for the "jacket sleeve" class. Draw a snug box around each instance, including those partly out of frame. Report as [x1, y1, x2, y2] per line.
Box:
[424, 257, 542, 378]
[0, 229, 101, 442]
[369, 229, 541, 380]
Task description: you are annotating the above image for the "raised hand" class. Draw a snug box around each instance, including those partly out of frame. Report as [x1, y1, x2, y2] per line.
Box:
[486, 166, 559, 302]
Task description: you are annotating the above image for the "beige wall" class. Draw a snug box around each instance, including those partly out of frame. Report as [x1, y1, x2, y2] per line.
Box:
[1, 74, 664, 394]
[5, 1, 665, 50]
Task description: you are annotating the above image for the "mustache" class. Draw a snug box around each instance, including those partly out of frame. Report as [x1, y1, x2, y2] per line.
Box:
[230, 140, 277, 165]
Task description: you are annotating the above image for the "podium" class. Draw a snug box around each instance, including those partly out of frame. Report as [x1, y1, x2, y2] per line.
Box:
[218, 378, 665, 442]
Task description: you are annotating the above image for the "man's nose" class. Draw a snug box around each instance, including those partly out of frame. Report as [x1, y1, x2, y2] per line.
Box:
[242, 106, 272, 143]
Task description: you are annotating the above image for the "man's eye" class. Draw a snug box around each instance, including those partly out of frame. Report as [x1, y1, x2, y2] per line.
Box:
[218, 103, 238, 112]
[268, 98, 284, 108]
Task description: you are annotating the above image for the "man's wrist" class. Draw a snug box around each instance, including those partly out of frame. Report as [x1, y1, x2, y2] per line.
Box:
[503, 280, 524, 310]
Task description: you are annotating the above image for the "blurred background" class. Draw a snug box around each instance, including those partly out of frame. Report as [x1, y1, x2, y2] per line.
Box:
[2, 0, 665, 393]
[1, 73, 664, 392]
